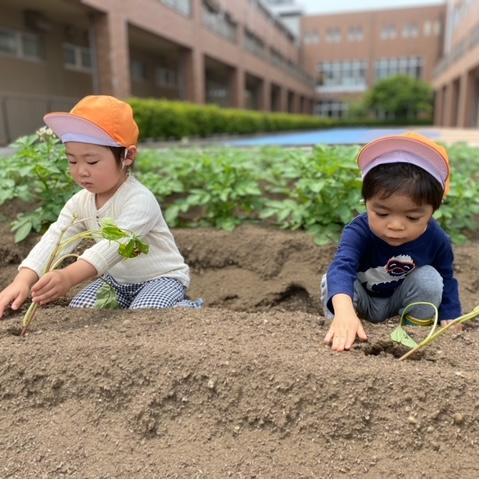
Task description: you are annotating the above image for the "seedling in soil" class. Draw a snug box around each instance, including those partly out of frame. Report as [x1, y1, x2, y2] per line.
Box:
[20, 216, 149, 336]
[390, 302, 479, 360]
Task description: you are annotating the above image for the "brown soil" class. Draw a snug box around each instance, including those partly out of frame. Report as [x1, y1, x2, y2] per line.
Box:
[1, 218, 479, 479]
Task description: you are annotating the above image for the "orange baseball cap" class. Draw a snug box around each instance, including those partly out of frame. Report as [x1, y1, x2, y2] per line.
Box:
[43, 95, 139, 147]
[357, 132, 450, 194]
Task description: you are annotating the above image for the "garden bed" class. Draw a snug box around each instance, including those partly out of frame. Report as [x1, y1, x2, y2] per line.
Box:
[1, 219, 479, 478]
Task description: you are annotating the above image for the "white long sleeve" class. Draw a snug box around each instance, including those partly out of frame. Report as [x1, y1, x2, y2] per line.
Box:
[20, 176, 190, 286]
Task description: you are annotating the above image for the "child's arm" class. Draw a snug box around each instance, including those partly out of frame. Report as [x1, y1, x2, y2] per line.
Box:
[31, 259, 97, 306]
[432, 231, 462, 329]
[0, 268, 39, 318]
[324, 293, 368, 351]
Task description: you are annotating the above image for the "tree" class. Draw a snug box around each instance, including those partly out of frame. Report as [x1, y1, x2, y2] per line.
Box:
[363, 75, 434, 121]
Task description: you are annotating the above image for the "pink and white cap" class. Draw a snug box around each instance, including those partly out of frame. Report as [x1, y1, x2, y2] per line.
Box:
[357, 132, 450, 193]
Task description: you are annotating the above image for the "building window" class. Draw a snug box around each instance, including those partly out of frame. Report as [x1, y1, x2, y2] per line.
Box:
[160, 0, 191, 16]
[433, 20, 441, 35]
[303, 31, 320, 44]
[131, 60, 147, 82]
[423, 20, 432, 36]
[63, 43, 92, 71]
[156, 66, 178, 88]
[206, 79, 229, 106]
[348, 26, 363, 42]
[0, 28, 44, 61]
[380, 25, 397, 40]
[314, 100, 348, 119]
[325, 27, 341, 43]
[316, 60, 368, 92]
[271, 48, 286, 68]
[375, 56, 423, 80]
[244, 29, 265, 57]
[402, 23, 419, 38]
[202, 1, 237, 42]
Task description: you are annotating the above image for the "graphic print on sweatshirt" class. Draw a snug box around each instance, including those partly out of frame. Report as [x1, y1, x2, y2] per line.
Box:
[357, 254, 416, 295]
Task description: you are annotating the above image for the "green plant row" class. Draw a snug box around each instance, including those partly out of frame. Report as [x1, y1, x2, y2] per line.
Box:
[128, 98, 432, 141]
[1, 131, 478, 245]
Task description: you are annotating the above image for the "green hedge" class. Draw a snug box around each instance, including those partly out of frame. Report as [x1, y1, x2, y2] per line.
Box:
[128, 98, 433, 141]
[128, 98, 335, 140]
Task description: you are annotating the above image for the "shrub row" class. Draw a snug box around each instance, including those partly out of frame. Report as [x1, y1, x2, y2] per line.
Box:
[128, 98, 432, 141]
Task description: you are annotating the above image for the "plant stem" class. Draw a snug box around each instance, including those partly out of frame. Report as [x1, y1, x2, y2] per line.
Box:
[399, 305, 479, 361]
[19, 220, 75, 336]
[20, 302, 39, 336]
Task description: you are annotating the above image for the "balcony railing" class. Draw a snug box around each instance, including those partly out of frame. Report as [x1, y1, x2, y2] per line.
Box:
[434, 21, 479, 77]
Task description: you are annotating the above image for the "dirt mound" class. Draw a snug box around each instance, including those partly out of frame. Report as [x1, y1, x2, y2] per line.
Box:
[1, 224, 479, 478]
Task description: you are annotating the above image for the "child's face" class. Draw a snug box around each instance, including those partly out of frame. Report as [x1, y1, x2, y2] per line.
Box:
[366, 191, 434, 246]
[65, 142, 127, 201]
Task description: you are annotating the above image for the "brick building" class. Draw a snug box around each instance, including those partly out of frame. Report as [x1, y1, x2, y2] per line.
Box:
[1, 0, 477, 145]
[300, 4, 446, 118]
[433, 0, 479, 127]
[0, 0, 315, 144]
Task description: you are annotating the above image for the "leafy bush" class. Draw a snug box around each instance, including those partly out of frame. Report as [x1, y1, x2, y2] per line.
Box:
[433, 142, 479, 243]
[129, 98, 337, 141]
[260, 146, 363, 244]
[363, 75, 434, 121]
[141, 149, 265, 230]
[1, 131, 478, 245]
[0, 128, 78, 242]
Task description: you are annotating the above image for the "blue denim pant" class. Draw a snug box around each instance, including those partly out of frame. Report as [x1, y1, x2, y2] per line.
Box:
[321, 265, 443, 323]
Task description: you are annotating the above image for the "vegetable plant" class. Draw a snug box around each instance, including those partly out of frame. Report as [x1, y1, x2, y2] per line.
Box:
[2, 134, 479, 246]
[20, 217, 149, 336]
[390, 302, 479, 360]
[0, 127, 78, 242]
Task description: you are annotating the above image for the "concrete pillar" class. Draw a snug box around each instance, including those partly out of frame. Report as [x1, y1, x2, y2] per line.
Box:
[443, 82, 454, 127]
[433, 87, 444, 126]
[261, 80, 271, 112]
[474, 78, 479, 128]
[231, 67, 245, 109]
[457, 71, 473, 128]
[280, 87, 288, 112]
[183, 48, 204, 104]
[299, 95, 305, 114]
[91, 11, 130, 98]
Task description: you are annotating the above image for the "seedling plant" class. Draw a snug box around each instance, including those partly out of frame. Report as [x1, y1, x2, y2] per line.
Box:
[391, 301, 479, 360]
[20, 217, 149, 336]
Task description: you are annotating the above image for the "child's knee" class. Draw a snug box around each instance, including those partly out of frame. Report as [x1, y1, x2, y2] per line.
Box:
[402, 265, 444, 306]
[409, 266, 443, 303]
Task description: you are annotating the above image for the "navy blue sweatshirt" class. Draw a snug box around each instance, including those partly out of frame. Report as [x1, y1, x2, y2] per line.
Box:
[326, 213, 461, 320]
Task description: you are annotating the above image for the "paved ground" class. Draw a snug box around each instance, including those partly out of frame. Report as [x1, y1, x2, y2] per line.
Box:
[428, 127, 479, 146]
[0, 127, 477, 156]
[225, 127, 479, 147]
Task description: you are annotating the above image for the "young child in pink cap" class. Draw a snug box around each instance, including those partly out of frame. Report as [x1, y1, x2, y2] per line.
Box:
[322, 132, 461, 352]
[0, 95, 201, 317]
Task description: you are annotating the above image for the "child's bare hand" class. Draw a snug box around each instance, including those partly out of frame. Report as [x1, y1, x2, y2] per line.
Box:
[440, 319, 463, 331]
[324, 314, 368, 351]
[0, 282, 30, 318]
[31, 270, 71, 305]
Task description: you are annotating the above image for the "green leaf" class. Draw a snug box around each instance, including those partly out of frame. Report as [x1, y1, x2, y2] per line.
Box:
[390, 326, 417, 349]
[95, 282, 119, 309]
[13, 221, 32, 243]
[118, 237, 149, 258]
[100, 219, 129, 240]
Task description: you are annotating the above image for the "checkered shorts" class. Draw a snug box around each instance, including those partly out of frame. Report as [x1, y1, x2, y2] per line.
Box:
[69, 273, 203, 310]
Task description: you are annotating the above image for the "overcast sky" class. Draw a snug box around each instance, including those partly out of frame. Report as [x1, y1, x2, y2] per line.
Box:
[299, 0, 445, 14]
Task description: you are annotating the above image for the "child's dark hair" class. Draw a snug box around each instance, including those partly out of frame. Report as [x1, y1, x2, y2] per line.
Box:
[362, 163, 444, 211]
[108, 146, 126, 166]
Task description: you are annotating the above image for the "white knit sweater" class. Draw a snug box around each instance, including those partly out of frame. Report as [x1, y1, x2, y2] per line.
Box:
[20, 175, 190, 286]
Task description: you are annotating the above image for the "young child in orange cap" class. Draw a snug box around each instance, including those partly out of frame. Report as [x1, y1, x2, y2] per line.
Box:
[322, 132, 461, 352]
[0, 95, 202, 316]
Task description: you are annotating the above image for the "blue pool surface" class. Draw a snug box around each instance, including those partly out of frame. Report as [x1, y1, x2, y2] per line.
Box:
[226, 127, 439, 146]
